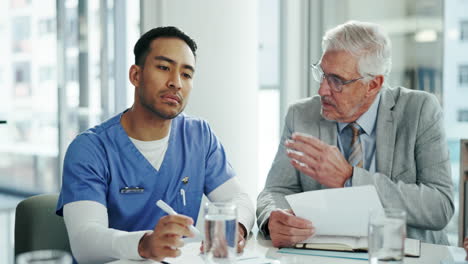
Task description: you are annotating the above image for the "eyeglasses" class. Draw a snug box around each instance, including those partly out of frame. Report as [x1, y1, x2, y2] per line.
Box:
[310, 62, 364, 93]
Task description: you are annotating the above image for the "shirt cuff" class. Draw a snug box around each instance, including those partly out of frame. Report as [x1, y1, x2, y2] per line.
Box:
[344, 177, 353, 187]
[237, 206, 255, 235]
[112, 230, 151, 260]
[260, 217, 270, 237]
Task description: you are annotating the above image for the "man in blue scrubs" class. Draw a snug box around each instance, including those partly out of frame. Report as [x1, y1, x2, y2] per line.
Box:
[56, 26, 254, 263]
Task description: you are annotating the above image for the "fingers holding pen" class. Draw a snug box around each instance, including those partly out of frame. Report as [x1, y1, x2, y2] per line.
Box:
[138, 214, 194, 261]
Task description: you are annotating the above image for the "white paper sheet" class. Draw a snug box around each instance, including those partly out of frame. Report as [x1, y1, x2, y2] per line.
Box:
[285, 185, 384, 237]
[440, 246, 468, 264]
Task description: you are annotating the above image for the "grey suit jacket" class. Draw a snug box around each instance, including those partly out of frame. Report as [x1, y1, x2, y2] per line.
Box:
[257, 86, 454, 245]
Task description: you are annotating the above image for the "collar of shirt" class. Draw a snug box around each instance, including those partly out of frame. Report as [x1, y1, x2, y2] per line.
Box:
[337, 92, 382, 136]
[129, 126, 171, 150]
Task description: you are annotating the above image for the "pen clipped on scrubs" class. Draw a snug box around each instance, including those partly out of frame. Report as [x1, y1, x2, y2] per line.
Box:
[156, 200, 204, 240]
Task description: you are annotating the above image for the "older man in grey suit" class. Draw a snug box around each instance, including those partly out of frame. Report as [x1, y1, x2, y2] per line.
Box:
[257, 20, 454, 247]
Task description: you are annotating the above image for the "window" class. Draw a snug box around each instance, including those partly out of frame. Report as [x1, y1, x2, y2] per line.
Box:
[458, 109, 468, 122]
[10, 0, 31, 9]
[66, 64, 78, 82]
[0, 0, 140, 196]
[65, 15, 78, 47]
[257, 0, 280, 194]
[445, 0, 468, 246]
[0, 1, 140, 262]
[461, 20, 468, 41]
[460, 64, 468, 86]
[38, 18, 55, 35]
[39, 66, 54, 82]
[12, 16, 31, 53]
[13, 62, 31, 97]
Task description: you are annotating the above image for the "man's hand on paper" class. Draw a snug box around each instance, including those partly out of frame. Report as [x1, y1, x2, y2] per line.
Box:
[285, 132, 353, 188]
[268, 209, 315, 248]
[138, 214, 195, 262]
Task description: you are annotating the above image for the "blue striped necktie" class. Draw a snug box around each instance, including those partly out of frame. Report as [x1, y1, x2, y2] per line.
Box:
[348, 122, 363, 168]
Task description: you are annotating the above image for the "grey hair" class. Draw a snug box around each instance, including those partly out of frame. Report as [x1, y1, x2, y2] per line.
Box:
[322, 20, 392, 80]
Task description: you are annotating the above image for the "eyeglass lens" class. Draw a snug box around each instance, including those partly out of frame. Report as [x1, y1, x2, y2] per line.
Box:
[312, 65, 342, 91]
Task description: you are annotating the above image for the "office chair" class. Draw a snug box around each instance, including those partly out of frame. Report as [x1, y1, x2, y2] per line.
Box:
[14, 193, 71, 257]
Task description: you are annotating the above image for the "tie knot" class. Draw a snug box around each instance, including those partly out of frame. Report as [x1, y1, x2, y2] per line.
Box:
[349, 122, 362, 138]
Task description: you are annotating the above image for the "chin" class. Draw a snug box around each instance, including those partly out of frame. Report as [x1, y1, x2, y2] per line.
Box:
[160, 110, 181, 120]
[320, 109, 336, 121]
[147, 105, 180, 120]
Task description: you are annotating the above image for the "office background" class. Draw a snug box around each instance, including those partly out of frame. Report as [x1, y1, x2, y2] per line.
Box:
[1, 0, 467, 263]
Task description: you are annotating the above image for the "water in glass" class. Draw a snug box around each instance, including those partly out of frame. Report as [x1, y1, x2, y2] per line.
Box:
[204, 203, 237, 264]
[368, 209, 406, 264]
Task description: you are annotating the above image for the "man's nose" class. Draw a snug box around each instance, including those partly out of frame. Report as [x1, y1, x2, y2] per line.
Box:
[318, 77, 332, 96]
[168, 71, 182, 89]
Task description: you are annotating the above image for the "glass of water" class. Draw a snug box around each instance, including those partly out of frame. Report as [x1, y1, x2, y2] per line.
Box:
[368, 208, 406, 264]
[204, 202, 238, 264]
[16, 250, 72, 264]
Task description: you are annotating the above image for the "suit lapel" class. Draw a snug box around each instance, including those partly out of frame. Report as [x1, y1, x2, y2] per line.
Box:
[375, 88, 396, 178]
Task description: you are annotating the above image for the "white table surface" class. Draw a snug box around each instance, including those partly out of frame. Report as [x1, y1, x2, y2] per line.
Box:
[107, 233, 468, 264]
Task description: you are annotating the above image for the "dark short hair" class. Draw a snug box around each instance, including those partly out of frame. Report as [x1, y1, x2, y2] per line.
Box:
[133, 26, 197, 66]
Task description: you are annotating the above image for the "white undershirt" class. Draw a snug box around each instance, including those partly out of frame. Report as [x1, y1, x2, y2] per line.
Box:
[128, 131, 169, 171]
[63, 132, 254, 264]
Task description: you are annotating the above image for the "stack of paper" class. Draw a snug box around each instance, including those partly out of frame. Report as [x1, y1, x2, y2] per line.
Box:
[285, 185, 384, 237]
[284, 185, 420, 257]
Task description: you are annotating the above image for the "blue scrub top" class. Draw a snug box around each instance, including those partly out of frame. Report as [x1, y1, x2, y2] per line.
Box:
[56, 111, 234, 231]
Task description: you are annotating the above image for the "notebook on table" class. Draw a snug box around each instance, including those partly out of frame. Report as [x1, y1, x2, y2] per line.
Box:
[293, 236, 420, 257]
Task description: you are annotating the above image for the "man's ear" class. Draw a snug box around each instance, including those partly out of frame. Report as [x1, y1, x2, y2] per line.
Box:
[129, 65, 141, 88]
[367, 75, 384, 96]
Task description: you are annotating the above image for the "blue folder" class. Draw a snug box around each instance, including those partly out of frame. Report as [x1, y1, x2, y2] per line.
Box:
[277, 248, 369, 261]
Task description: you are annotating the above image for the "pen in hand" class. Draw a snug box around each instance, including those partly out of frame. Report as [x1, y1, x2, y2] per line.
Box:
[156, 200, 204, 240]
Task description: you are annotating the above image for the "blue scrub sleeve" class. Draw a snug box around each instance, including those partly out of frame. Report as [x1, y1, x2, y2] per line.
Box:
[203, 125, 235, 195]
[56, 134, 109, 215]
